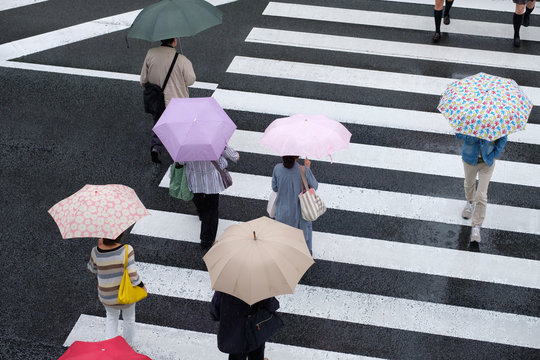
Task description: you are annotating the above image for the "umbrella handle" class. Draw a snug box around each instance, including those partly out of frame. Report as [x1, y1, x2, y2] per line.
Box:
[253, 231, 257, 240]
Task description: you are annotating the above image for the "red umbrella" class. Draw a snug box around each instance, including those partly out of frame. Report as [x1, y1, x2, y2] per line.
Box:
[58, 336, 151, 360]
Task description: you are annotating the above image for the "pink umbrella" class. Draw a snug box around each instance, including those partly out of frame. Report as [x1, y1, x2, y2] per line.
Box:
[153, 97, 237, 162]
[48, 184, 150, 239]
[260, 114, 351, 160]
[59, 336, 150, 359]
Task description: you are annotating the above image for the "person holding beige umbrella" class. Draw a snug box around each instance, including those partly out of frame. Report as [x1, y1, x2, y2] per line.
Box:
[204, 217, 314, 359]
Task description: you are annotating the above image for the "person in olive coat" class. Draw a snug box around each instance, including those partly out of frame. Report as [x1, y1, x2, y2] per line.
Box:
[210, 291, 279, 360]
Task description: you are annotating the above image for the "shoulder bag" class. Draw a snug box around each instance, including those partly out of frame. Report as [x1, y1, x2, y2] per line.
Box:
[298, 166, 326, 221]
[143, 52, 179, 116]
[117, 245, 148, 304]
[211, 160, 233, 189]
[245, 307, 283, 352]
[267, 191, 277, 218]
[169, 163, 194, 201]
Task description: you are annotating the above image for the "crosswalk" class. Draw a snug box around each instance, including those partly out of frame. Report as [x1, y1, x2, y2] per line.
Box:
[7, 0, 538, 358]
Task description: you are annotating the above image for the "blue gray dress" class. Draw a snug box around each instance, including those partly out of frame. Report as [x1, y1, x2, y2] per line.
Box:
[271, 162, 318, 252]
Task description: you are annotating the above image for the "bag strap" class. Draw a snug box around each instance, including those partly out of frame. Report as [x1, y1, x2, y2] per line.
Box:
[299, 166, 309, 192]
[162, 52, 179, 90]
[123, 244, 129, 270]
[211, 160, 226, 177]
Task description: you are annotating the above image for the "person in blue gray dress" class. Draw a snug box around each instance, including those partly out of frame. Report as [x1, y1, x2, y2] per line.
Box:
[271, 156, 318, 254]
[456, 134, 507, 243]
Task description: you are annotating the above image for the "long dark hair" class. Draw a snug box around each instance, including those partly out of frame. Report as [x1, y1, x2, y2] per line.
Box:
[102, 232, 125, 246]
[282, 156, 299, 169]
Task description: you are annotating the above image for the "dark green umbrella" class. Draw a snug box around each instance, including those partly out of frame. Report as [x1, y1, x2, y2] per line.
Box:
[127, 0, 222, 42]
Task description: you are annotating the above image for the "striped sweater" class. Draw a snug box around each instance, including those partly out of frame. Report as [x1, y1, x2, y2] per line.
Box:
[87, 244, 143, 307]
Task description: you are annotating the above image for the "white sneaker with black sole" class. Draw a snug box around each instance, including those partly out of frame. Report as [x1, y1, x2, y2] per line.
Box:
[470, 226, 482, 243]
[462, 201, 474, 219]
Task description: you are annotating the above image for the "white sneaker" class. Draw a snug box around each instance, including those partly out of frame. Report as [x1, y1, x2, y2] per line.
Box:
[470, 226, 482, 243]
[462, 201, 474, 219]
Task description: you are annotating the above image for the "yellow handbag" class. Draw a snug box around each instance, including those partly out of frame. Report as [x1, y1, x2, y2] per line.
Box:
[117, 245, 147, 304]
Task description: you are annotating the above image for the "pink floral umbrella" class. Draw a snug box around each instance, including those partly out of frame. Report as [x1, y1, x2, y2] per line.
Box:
[48, 184, 150, 239]
[259, 114, 351, 161]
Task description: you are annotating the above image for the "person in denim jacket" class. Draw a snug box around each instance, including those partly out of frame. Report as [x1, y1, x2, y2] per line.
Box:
[456, 134, 508, 242]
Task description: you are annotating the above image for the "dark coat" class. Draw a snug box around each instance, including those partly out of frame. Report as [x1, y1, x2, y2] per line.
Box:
[210, 291, 280, 354]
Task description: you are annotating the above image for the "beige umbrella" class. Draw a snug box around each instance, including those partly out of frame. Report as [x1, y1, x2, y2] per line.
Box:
[203, 217, 314, 305]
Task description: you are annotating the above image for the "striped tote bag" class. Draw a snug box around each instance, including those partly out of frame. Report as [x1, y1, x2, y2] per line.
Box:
[298, 166, 326, 221]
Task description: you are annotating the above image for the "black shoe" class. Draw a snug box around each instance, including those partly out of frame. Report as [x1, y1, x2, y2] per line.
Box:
[513, 36, 521, 47]
[151, 148, 161, 163]
[443, 15, 450, 25]
[432, 32, 441, 42]
[523, 14, 530, 27]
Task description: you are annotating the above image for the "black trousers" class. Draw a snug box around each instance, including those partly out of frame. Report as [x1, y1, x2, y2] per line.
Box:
[151, 113, 164, 151]
[192, 193, 219, 247]
[228, 344, 265, 360]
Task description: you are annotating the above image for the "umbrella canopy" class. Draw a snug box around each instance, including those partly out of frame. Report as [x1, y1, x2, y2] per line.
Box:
[437, 72, 533, 140]
[48, 184, 150, 239]
[153, 97, 237, 162]
[127, 0, 222, 42]
[203, 217, 314, 305]
[259, 114, 352, 160]
[59, 336, 151, 360]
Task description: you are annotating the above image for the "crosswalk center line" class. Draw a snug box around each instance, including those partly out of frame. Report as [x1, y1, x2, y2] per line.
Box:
[227, 56, 540, 106]
[133, 262, 540, 349]
[212, 89, 540, 146]
[131, 209, 540, 289]
[65, 314, 384, 360]
[245, 27, 540, 73]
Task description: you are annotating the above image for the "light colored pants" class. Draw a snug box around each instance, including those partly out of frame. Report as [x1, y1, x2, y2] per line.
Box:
[463, 160, 496, 227]
[104, 304, 136, 345]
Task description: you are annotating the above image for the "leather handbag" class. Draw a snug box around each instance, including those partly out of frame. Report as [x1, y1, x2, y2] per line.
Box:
[245, 308, 283, 352]
[211, 161, 233, 189]
[117, 245, 148, 304]
[169, 163, 194, 201]
[143, 53, 179, 116]
[298, 166, 326, 221]
[267, 191, 277, 218]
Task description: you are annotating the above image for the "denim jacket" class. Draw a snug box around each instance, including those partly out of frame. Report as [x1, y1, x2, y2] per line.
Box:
[456, 134, 507, 167]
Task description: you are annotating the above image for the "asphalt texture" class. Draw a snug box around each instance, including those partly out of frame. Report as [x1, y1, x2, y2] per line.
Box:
[1, 0, 539, 359]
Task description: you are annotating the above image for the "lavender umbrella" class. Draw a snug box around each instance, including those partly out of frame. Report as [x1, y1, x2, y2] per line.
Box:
[153, 97, 237, 162]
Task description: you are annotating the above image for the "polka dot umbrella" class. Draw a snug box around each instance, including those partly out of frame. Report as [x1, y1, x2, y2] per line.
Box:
[48, 184, 150, 239]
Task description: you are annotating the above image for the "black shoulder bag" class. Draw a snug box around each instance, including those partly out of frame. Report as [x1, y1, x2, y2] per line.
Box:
[244, 307, 283, 352]
[143, 52, 179, 116]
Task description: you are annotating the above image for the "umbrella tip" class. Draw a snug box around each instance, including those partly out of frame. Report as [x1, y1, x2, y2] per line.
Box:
[253, 231, 257, 240]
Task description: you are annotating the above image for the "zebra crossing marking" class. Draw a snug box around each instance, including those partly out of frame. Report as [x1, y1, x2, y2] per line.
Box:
[132, 210, 540, 289]
[0, 0, 47, 11]
[263, 2, 540, 42]
[246, 27, 540, 72]
[381, 0, 515, 12]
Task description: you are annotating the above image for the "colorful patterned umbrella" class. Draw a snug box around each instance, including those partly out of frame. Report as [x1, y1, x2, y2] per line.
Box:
[48, 184, 150, 239]
[437, 72, 533, 140]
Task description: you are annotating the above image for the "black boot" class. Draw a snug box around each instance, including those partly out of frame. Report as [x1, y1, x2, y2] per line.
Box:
[444, 0, 454, 25]
[523, 6, 534, 27]
[433, 9, 443, 42]
[513, 13, 523, 47]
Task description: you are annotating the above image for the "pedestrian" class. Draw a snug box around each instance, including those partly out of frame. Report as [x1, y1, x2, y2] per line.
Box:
[185, 145, 239, 250]
[456, 134, 508, 243]
[513, 0, 536, 47]
[210, 291, 279, 360]
[140, 37, 196, 163]
[271, 156, 318, 254]
[433, 0, 454, 42]
[87, 232, 146, 345]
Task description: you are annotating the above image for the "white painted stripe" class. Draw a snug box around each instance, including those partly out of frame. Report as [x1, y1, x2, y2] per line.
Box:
[132, 210, 540, 290]
[227, 129, 540, 188]
[263, 2, 540, 42]
[0, 0, 47, 11]
[245, 28, 540, 73]
[65, 314, 383, 360]
[0, 60, 218, 90]
[227, 56, 540, 106]
[0, 10, 141, 61]
[158, 171, 540, 235]
[213, 89, 540, 146]
[132, 262, 540, 349]
[382, 0, 515, 12]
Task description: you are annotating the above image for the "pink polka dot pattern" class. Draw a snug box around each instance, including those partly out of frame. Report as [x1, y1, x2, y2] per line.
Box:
[48, 184, 150, 239]
[437, 73, 533, 141]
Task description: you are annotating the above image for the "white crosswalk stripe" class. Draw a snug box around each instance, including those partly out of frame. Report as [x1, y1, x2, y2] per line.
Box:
[40, 0, 540, 357]
[0, 0, 47, 11]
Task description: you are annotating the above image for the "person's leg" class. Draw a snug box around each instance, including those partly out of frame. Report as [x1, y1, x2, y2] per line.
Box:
[514, 3, 526, 47]
[104, 305, 121, 340]
[471, 162, 496, 228]
[247, 344, 265, 360]
[303, 222, 313, 255]
[523, 0, 536, 26]
[444, 0, 454, 24]
[204, 194, 220, 247]
[433, 0, 444, 41]
[121, 304, 136, 345]
[151, 113, 163, 163]
[461, 160, 477, 219]
[192, 193, 204, 219]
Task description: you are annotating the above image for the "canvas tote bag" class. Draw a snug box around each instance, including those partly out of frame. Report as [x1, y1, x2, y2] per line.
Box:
[298, 166, 326, 221]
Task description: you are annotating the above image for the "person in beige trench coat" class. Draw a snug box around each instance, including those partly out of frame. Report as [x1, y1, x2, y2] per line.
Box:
[140, 37, 196, 163]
